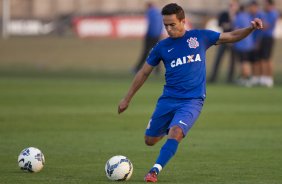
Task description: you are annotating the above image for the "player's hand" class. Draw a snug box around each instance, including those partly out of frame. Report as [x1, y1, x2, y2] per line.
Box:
[118, 98, 129, 114]
[251, 18, 263, 30]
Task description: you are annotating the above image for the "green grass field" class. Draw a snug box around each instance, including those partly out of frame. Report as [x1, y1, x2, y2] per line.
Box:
[0, 75, 281, 184]
[0, 37, 282, 183]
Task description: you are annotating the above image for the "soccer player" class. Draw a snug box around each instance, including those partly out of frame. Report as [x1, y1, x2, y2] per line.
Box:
[257, 0, 279, 87]
[209, 0, 239, 84]
[233, 4, 257, 87]
[248, 0, 264, 86]
[118, 3, 262, 182]
[133, 1, 163, 75]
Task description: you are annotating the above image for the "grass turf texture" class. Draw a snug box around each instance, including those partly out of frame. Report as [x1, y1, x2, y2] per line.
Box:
[0, 75, 281, 184]
[0, 37, 282, 183]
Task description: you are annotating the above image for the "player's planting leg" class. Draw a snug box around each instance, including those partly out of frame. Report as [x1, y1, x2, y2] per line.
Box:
[154, 138, 179, 171]
[154, 126, 183, 171]
[145, 126, 183, 182]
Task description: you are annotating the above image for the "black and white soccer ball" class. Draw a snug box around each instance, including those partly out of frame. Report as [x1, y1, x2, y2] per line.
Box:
[105, 155, 133, 181]
[18, 147, 45, 173]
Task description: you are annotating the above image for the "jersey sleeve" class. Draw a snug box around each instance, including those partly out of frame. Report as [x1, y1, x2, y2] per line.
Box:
[146, 43, 161, 66]
[201, 30, 220, 49]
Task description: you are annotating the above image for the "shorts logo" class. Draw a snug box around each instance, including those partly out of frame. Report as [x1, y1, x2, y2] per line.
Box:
[187, 37, 199, 49]
[146, 119, 152, 129]
[179, 120, 188, 126]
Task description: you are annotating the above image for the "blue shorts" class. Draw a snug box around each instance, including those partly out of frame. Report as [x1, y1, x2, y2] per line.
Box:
[145, 97, 204, 137]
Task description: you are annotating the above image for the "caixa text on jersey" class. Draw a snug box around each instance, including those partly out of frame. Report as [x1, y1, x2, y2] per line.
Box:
[170, 54, 202, 68]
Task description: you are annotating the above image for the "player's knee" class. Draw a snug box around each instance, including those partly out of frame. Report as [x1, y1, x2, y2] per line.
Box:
[168, 126, 184, 142]
[144, 136, 158, 146]
[145, 139, 156, 146]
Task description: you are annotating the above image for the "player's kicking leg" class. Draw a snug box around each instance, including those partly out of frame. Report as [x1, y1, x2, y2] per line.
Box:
[145, 136, 164, 146]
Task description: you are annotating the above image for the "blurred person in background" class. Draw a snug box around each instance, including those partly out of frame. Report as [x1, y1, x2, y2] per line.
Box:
[209, 0, 239, 84]
[256, 0, 279, 87]
[133, 1, 163, 74]
[118, 3, 262, 182]
[248, 0, 264, 86]
[233, 4, 257, 87]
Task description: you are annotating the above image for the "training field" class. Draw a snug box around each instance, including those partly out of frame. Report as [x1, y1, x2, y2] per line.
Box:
[0, 37, 282, 184]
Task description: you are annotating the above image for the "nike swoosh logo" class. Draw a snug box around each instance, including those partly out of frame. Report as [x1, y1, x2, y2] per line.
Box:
[179, 120, 188, 126]
[168, 48, 174, 52]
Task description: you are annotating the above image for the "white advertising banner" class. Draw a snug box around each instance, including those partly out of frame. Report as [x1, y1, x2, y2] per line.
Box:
[73, 16, 147, 38]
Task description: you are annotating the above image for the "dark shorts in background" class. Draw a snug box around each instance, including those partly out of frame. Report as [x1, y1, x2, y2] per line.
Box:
[258, 36, 275, 61]
[235, 50, 257, 63]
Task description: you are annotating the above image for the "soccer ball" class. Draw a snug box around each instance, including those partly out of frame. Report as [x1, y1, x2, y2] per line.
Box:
[18, 147, 45, 173]
[105, 155, 133, 181]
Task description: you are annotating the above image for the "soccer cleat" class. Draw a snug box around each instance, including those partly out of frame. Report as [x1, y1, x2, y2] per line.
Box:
[144, 171, 158, 182]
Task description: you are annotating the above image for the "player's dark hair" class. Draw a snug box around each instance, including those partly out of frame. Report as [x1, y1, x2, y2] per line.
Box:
[248, 0, 258, 6]
[161, 3, 185, 20]
[266, 0, 274, 5]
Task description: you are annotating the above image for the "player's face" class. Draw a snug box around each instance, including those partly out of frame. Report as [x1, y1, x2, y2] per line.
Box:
[248, 4, 258, 14]
[229, 1, 239, 13]
[163, 14, 186, 38]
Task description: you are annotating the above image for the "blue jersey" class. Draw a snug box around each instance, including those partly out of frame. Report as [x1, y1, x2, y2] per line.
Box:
[146, 6, 163, 38]
[261, 9, 279, 38]
[250, 11, 264, 44]
[233, 11, 255, 51]
[146, 30, 220, 99]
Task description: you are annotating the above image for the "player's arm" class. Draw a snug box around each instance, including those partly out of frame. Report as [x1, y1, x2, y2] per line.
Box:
[118, 63, 154, 114]
[216, 18, 263, 44]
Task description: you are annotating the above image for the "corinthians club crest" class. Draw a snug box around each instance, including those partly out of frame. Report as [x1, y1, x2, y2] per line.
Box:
[187, 37, 199, 49]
